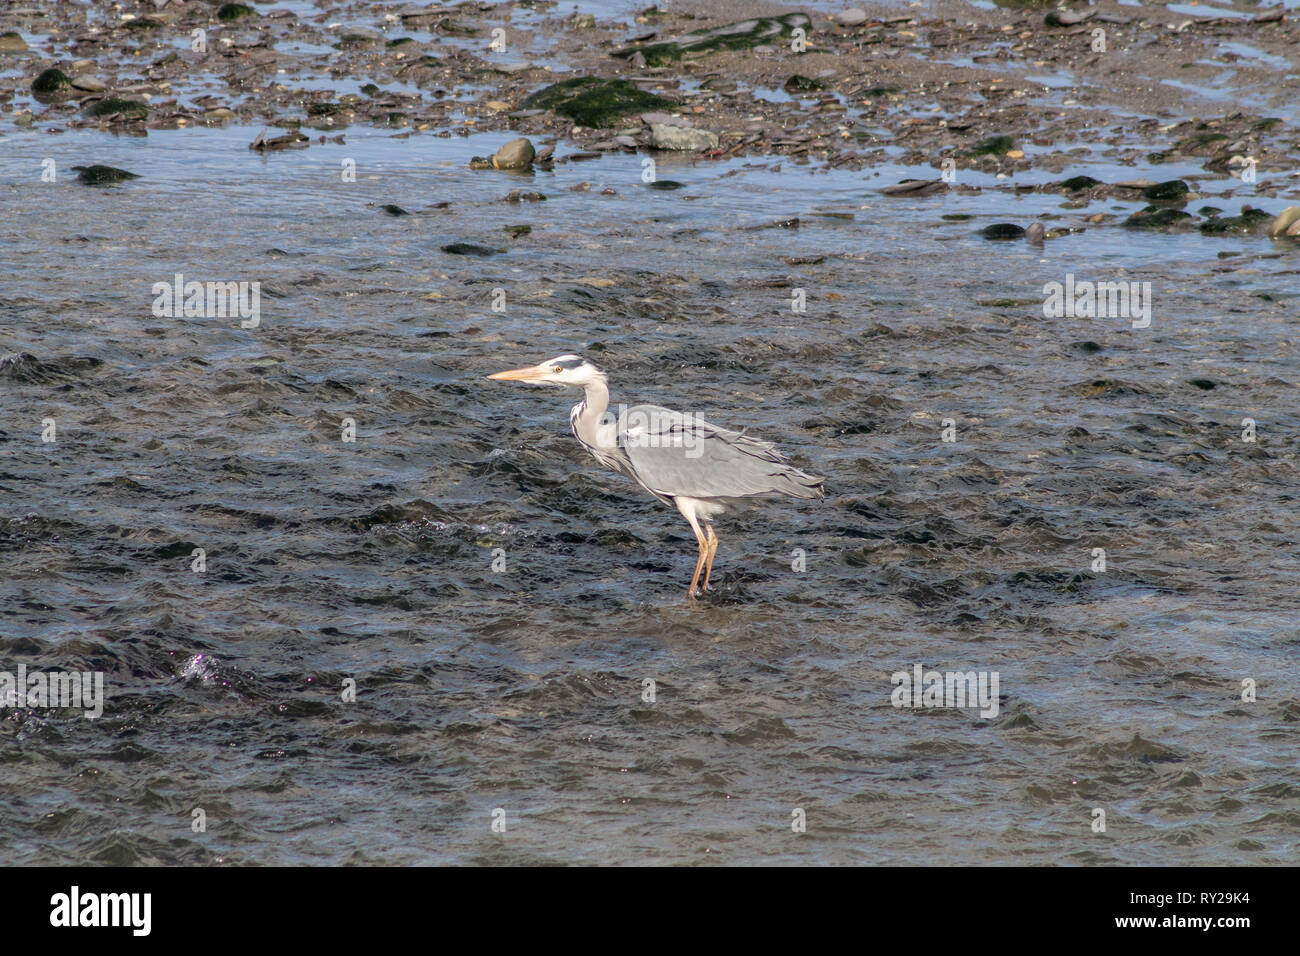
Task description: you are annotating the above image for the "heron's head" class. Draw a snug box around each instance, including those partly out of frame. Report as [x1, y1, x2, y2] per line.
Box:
[487, 354, 605, 388]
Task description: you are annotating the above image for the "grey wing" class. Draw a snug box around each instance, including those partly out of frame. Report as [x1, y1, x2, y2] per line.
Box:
[616, 404, 825, 500]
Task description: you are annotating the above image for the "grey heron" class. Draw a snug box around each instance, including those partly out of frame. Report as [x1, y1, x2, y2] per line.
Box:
[488, 354, 825, 597]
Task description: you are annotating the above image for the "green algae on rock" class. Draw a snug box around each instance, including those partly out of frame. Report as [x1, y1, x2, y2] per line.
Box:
[1123, 206, 1194, 229]
[72, 165, 140, 185]
[84, 97, 148, 119]
[613, 13, 812, 67]
[1198, 207, 1271, 235]
[32, 67, 71, 94]
[981, 223, 1025, 240]
[217, 3, 257, 21]
[965, 135, 1016, 157]
[524, 77, 673, 129]
[1142, 180, 1190, 202]
[441, 242, 502, 257]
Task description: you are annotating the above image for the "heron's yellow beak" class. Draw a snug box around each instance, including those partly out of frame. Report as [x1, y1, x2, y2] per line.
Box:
[487, 364, 550, 382]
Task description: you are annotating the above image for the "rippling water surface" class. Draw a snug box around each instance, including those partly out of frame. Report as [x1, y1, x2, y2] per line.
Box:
[1, 120, 1297, 865]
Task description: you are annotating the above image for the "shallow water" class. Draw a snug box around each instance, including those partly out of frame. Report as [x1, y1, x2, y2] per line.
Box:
[1, 116, 1298, 865]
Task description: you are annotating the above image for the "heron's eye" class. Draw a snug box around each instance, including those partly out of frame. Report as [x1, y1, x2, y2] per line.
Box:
[553, 366, 563, 374]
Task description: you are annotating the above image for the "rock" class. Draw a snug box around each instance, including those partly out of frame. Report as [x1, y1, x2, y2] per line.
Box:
[965, 135, 1016, 157]
[1059, 175, 1101, 192]
[1142, 180, 1190, 202]
[1198, 206, 1272, 235]
[613, 13, 811, 66]
[500, 190, 546, 203]
[0, 31, 28, 52]
[1045, 10, 1094, 27]
[834, 8, 869, 27]
[69, 75, 107, 92]
[71, 165, 139, 185]
[1123, 206, 1194, 229]
[441, 242, 502, 257]
[650, 123, 718, 151]
[1267, 206, 1300, 238]
[504, 224, 531, 237]
[491, 137, 535, 169]
[982, 223, 1026, 240]
[249, 128, 309, 151]
[380, 204, 409, 216]
[647, 180, 684, 191]
[217, 3, 257, 21]
[881, 179, 947, 196]
[14, 110, 34, 127]
[524, 77, 674, 129]
[31, 68, 71, 95]
[1025, 222, 1046, 243]
[83, 97, 148, 119]
[784, 74, 827, 94]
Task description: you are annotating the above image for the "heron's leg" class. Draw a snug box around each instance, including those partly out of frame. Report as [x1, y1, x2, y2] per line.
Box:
[701, 523, 719, 591]
[675, 500, 708, 599]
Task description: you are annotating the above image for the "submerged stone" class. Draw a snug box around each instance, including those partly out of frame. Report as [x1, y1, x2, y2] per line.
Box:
[0, 31, 29, 52]
[524, 77, 673, 129]
[441, 242, 502, 256]
[981, 223, 1025, 240]
[72, 165, 140, 185]
[613, 13, 812, 67]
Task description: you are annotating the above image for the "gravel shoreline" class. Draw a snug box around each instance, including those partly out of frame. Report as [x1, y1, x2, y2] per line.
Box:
[3, 1, 1298, 189]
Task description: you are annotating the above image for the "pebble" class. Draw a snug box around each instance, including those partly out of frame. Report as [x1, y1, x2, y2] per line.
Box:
[1268, 206, 1300, 238]
[70, 75, 107, 92]
[834, 8, 868, 27]
[650, 123, 719, 151]
[491, 137, 535, 170]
